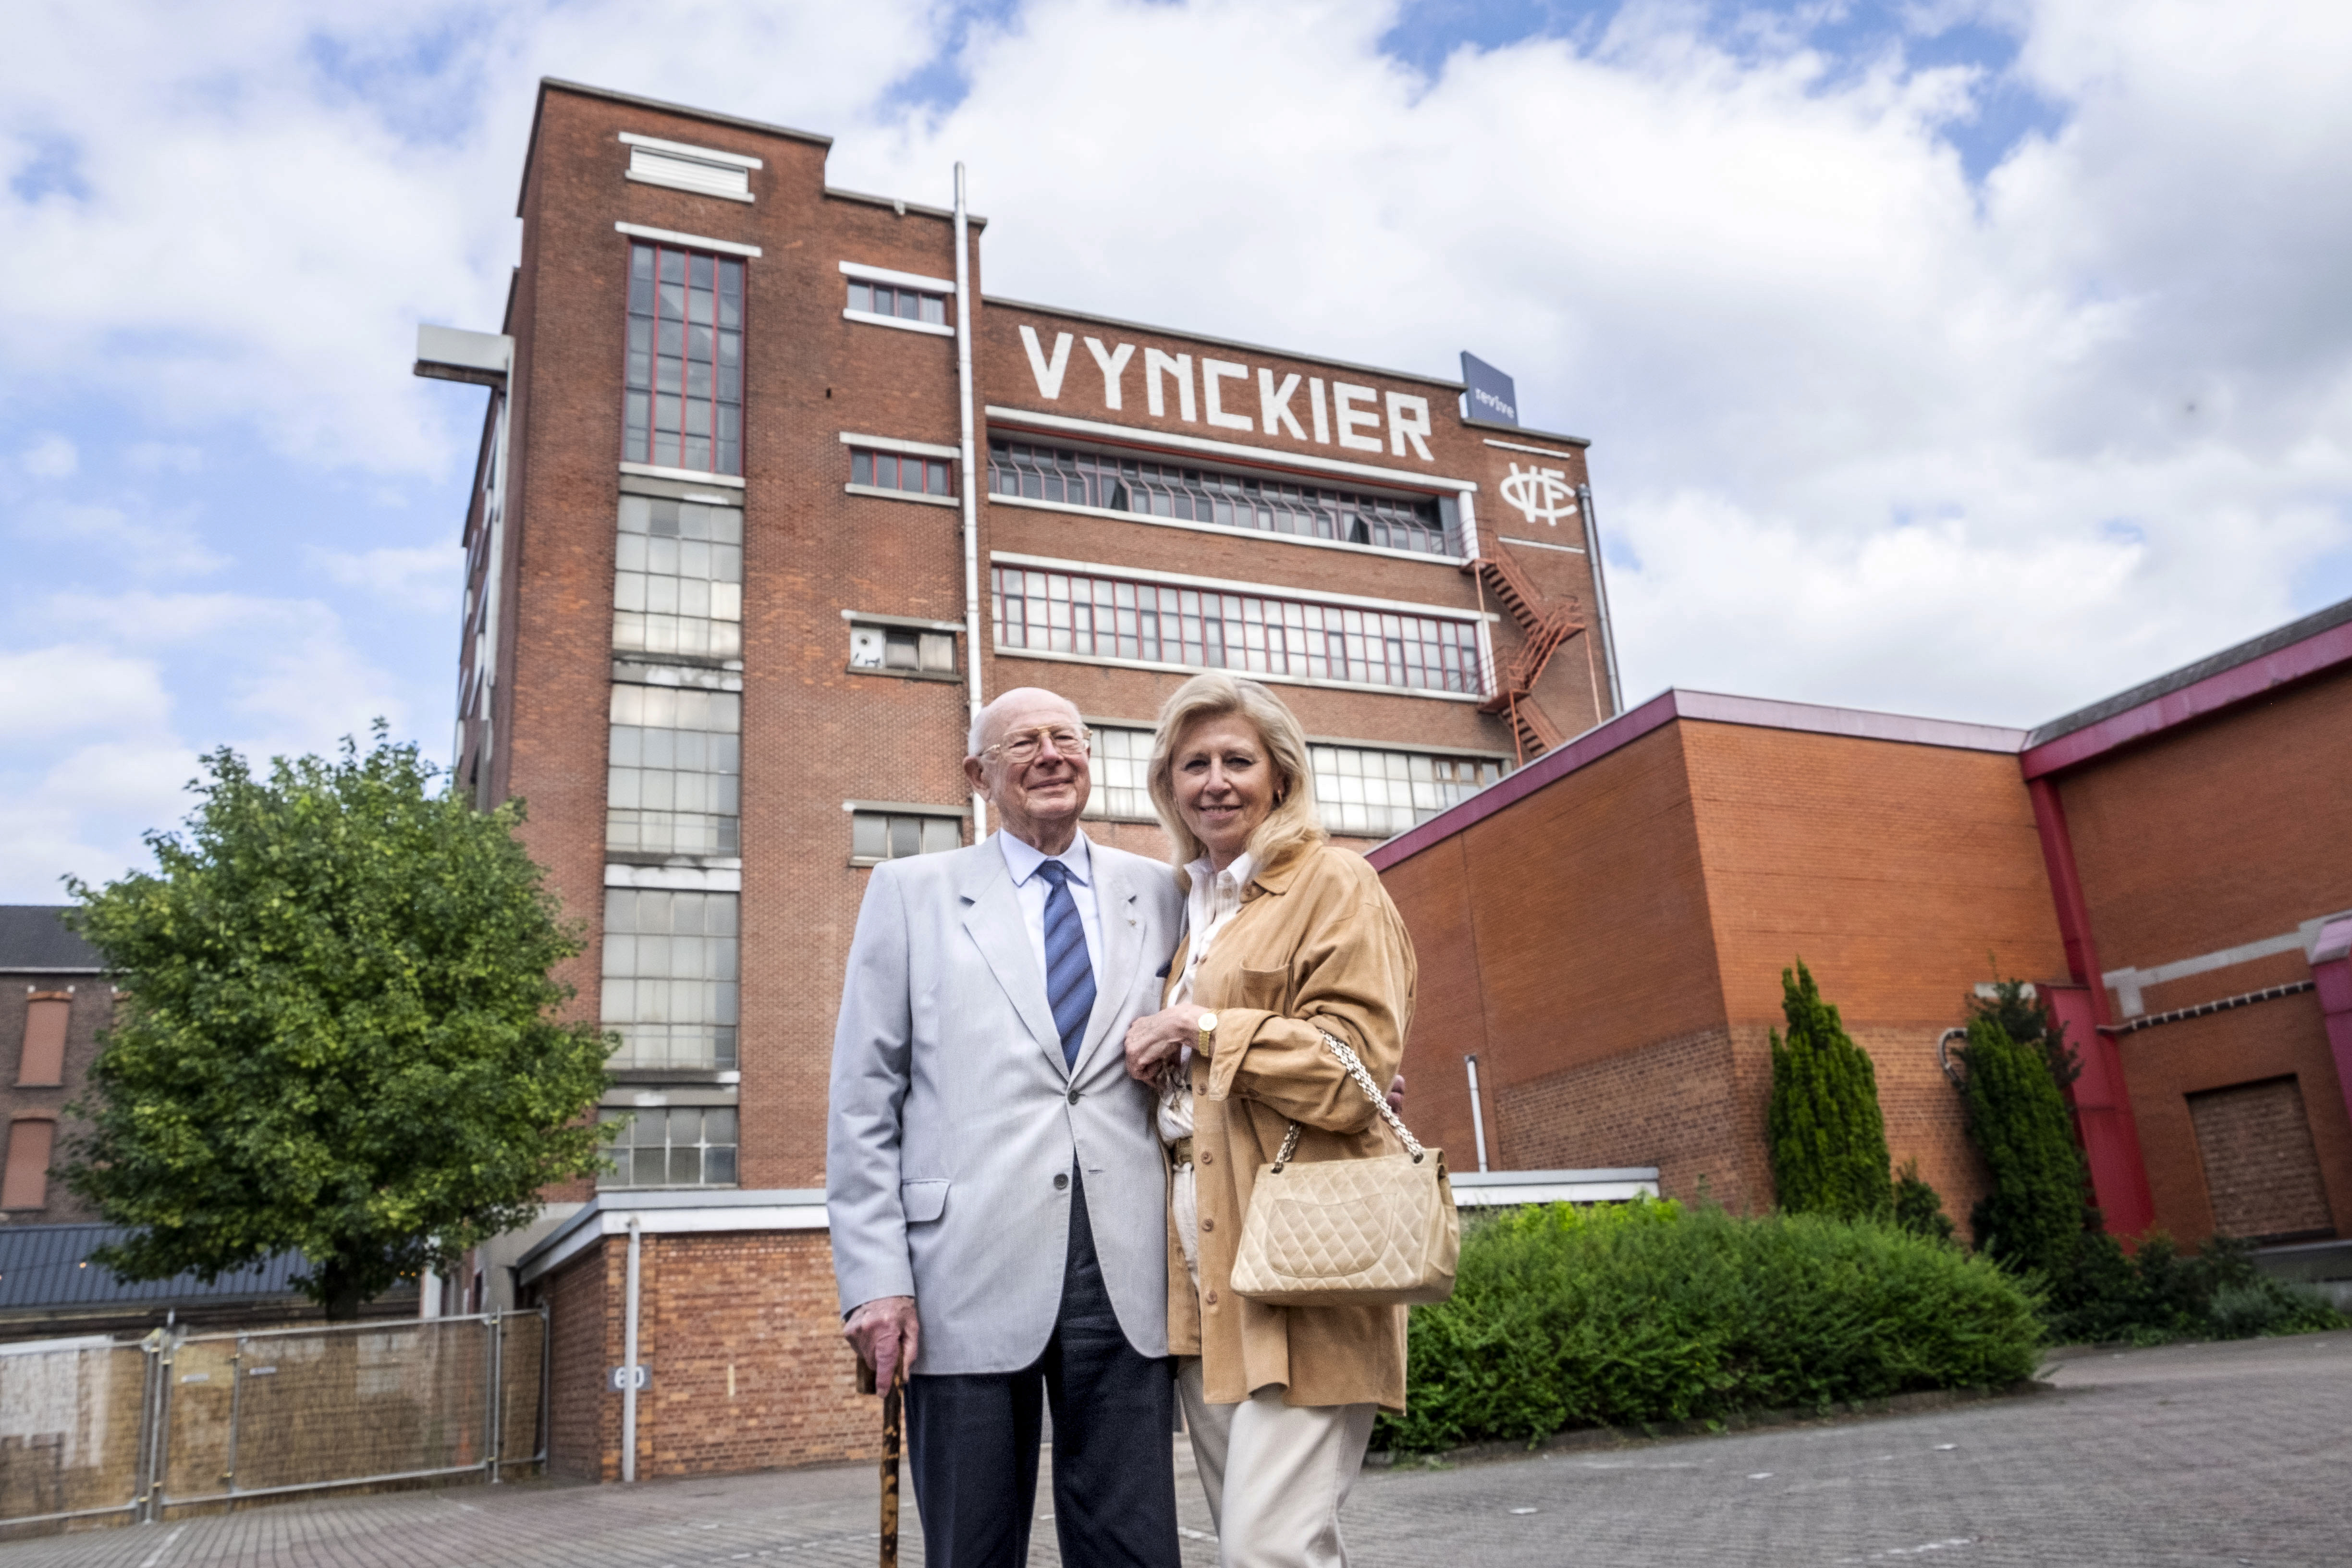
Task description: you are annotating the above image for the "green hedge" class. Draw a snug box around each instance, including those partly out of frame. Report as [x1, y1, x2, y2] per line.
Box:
[1377, 1199, 2041, 1455]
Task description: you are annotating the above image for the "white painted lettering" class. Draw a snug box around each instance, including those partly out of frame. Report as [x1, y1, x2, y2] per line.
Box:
[1146, 349, 1196, 422]
[1332, 382, 1382, 452]
[1385, 391, 1434, 461]
[1019, 326, 1073, 400]
[1309, 378, 1331, 443]
[1259, 369, 1306, 440]
[1084, 338, 1134, 411]
[1202, 359, 1253, 431]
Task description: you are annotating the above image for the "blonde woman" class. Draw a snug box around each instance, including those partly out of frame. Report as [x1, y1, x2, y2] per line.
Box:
[1121, 674, 1417, 1568]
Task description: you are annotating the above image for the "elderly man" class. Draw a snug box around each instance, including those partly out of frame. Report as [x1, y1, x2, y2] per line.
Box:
[829, 687, 1185, 1568]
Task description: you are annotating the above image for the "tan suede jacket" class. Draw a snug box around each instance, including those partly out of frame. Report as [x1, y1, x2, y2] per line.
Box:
[1162, 841, 1419, 1411]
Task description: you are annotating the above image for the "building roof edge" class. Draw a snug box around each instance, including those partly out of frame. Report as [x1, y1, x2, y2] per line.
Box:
[1462, 415, 1592, 449]
[1366, 689, 2028, 872]
[2021, 594, 2352, 776]
[522, 78, 834, 216]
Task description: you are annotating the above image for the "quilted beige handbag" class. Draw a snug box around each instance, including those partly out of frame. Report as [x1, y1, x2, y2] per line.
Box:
[1227, 1025, 1459, 1308]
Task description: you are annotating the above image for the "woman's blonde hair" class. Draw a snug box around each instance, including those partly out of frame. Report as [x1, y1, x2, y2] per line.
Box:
[1148, 673, 1326, 887]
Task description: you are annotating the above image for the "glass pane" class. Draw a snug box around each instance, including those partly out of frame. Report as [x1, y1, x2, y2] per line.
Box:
[848, 282, 870, 312]
[920, 294, 946, 325]
[704, 1146, 737, 1185]
[896, 291, 919, 320]
[852, 450, 871, 485]
[632, 1148, 665, 1185]
[670, 1147, 702, 1185]
[921, 817, 961, 854]
[852, 814, 886, 858]
[876, 453, 897, 489]
[888, 817, 920, 858]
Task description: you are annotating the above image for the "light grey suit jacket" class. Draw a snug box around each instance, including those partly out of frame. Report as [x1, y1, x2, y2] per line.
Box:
[827, 834, 1185, 1374]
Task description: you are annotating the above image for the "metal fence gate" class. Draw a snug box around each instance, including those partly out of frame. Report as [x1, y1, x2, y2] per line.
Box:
[0, 1310, 546, 1532]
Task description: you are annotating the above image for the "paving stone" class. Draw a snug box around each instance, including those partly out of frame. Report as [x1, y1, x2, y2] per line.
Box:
[3, 1333, 2345, 1568]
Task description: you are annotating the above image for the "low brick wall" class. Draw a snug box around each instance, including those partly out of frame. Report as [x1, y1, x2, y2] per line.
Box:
[536, 1228, 877, 1481]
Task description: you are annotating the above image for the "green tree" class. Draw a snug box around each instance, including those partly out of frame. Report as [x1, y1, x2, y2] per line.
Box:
[1892, 1158, 1958, 1245]
[1766, 961, 1893, 1222]
[1969, 975, 2080, 1091]
[1956, 1012, 2085, 1281]
[62, 730, 612, 1319]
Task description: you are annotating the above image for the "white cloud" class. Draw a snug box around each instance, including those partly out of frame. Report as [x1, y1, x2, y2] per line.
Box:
[125, 441, 204, 474]
[0, 644, 171, 737]
[19, 432, 77, 478]
[2, 0, 2350, 900]
[311, 542, 460, 613]
[29, 498, 227, 577]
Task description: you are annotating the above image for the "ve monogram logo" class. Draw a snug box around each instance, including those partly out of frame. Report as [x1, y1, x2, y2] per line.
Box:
[1498, 463, 1578, 527]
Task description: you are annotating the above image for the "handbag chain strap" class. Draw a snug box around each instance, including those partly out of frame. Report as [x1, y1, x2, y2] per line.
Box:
[1271, 1029, 1425, 1171]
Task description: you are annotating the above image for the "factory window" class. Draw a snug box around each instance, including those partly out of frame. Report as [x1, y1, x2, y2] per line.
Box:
[851, 812, 963, 865]
[17, 994, 68, 1087]
[623, 242, 744, 476]
[600, 1105, 737, 1188]
[850, 447, 954, 497]
[849, 624, 956, 675]
[600, 888, 738, 1072]
[988, 440, 1454, 556]
[0, 1119, 54, 1210]
[992, 567, 1483, 696]
[614, 493, 743, 660]
[1082, 725, 1156, 821]
[1309, 746, 1502, 838]
[847, 281, 947, 326]
[608, 684, 741, 856]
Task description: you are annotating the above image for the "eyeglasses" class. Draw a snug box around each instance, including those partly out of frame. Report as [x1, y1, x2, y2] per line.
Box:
[985, 725, 1093, 764]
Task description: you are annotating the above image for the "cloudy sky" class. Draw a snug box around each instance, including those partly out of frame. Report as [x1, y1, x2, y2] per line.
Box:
[3, 0, 2348, 900]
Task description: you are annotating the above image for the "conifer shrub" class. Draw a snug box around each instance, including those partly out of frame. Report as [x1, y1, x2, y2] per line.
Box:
[1767, 961, 1894, 1222]
[1956, 1011, 2086, 1280]
[1378, 1199, 2041, 1455]
[1892, 1158, 1958, 1245]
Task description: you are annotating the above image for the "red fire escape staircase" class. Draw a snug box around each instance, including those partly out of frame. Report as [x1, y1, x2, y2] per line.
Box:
[1465, 549, 1584, 765]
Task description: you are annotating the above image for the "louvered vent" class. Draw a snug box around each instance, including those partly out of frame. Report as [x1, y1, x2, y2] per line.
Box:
[620, 133, 760, 203]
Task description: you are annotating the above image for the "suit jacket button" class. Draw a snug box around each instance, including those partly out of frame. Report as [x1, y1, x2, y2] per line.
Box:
[1204, 1290, 1218, 1306]
[1067, 1088, 1081, 1104]
[1200, 1151, 1213, 1165]
[1200, 1217, 1213, 1232]
[1053, 1173, 1069, 1191]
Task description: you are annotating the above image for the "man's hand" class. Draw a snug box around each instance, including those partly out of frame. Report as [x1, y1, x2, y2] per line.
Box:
[1124, 1003, 1210, 1082]
[845, 1296, 919, 1393]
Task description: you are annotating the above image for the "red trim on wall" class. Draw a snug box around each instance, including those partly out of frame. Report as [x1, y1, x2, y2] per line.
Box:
[2026, 779, 2156, 1238]
[2021, 618, 2352, 779]
[2312, 918, 2352, 1152]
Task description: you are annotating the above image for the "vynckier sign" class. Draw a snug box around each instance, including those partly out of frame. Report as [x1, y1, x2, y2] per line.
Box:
[1014, 323, 1439, 463]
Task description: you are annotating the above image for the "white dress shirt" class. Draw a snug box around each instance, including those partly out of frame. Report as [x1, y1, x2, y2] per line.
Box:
[1162, 851, 1255, 1290]
[997, 828, 1105, 993]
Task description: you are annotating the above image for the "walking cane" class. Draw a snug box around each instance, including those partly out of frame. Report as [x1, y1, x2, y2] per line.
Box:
[879, 1362, 904, 1568]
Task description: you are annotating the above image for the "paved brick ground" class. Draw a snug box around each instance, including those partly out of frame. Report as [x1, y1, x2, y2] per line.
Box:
[5, 1332, 2346, 1568]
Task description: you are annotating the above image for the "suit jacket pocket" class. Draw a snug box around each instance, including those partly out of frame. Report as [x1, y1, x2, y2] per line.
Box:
[901, 1179, 950, 1224]
[1237, 965, 1289, 1013]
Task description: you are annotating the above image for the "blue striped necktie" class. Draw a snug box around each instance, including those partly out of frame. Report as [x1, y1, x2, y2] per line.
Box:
[1034, 860, 1097, 1068]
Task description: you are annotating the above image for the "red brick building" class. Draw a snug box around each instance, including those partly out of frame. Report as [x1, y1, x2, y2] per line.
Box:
[1370, 600, 2352, 1265]
[421, 79, 1620, 1477]
[0, 907, 110, 1227]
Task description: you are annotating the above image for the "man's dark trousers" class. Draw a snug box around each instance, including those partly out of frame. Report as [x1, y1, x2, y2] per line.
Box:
[906, 1170, 1180, 1568]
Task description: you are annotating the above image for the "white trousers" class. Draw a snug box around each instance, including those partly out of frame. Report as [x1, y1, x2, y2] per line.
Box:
[1177, 1357, 1376, 1568]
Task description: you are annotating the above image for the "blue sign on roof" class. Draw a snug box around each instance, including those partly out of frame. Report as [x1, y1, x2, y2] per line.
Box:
[1460, 352, 1519, 427]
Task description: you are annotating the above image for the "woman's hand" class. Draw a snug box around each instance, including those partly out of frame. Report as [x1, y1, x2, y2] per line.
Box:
[1124, 1003, 1211, 1082]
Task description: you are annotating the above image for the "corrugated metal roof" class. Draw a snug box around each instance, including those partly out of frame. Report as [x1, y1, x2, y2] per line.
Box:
[0, 906, 103, 973]
[0, 1225, 308, 1311]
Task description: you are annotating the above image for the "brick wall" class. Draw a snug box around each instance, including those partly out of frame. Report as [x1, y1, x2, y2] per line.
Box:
[0, 978, 113, 1225]
[1382, 713, 2057, 1230]
[537, 1227, 879, 1481]
[2049, 666, 2352, 1241]
[2186, 1076, 2337, 1241]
